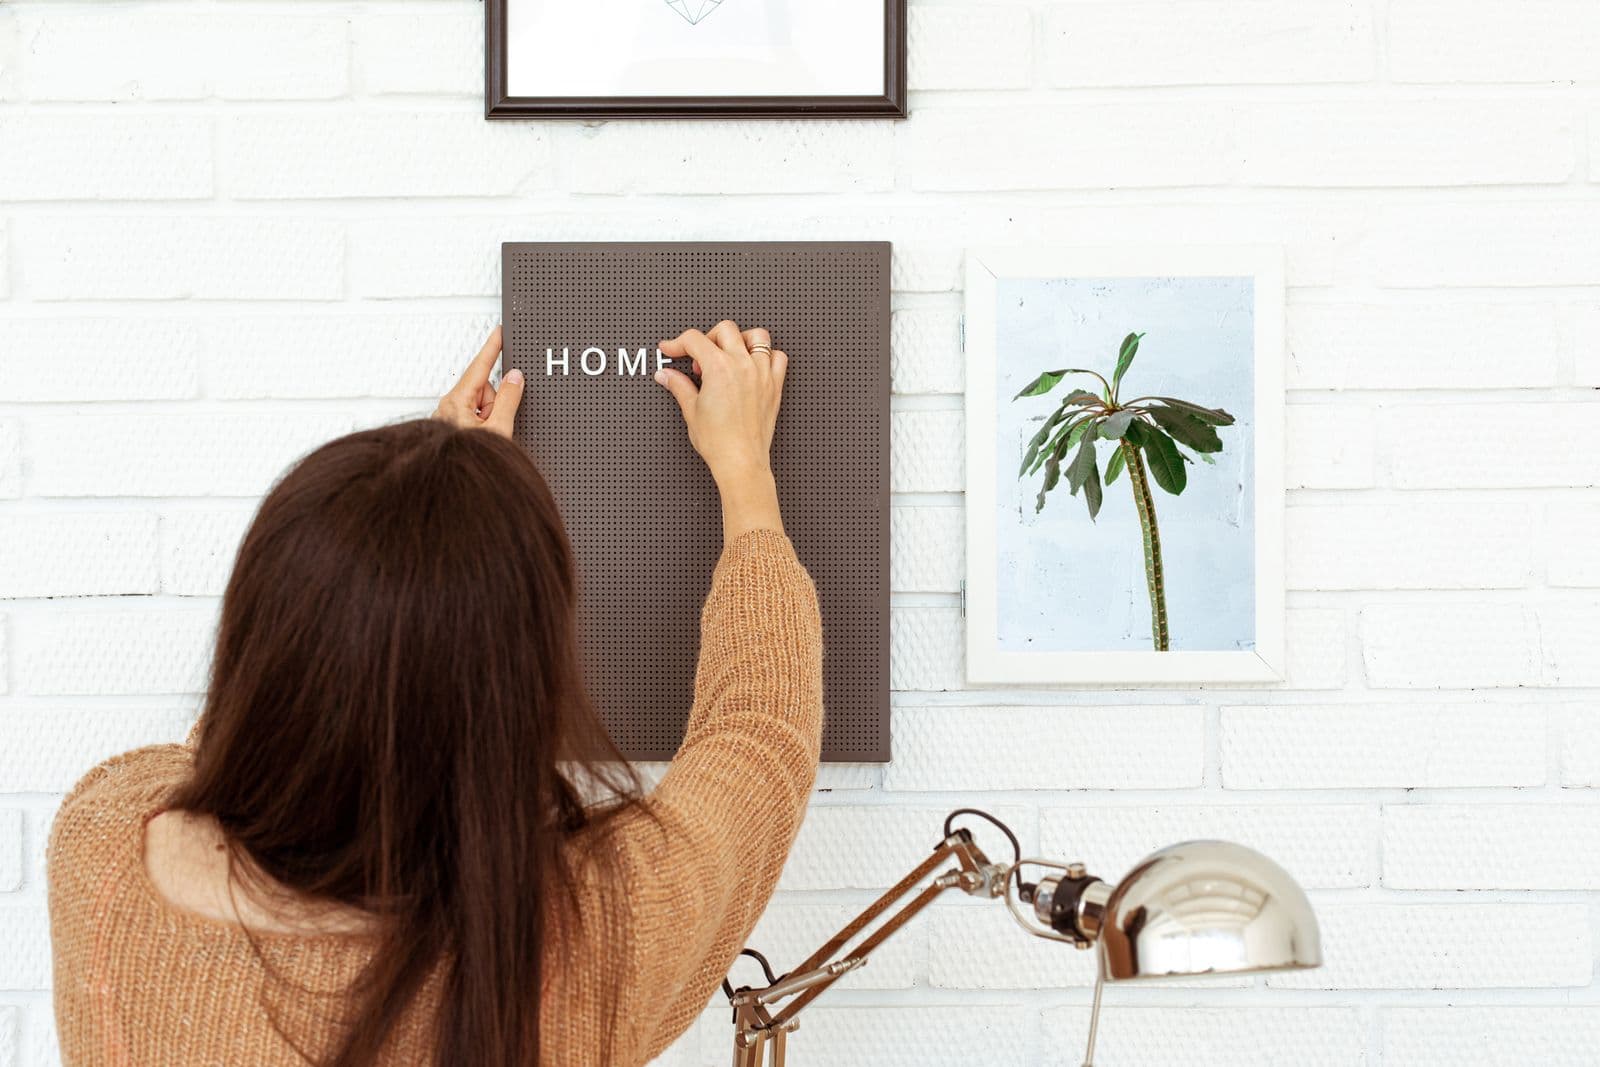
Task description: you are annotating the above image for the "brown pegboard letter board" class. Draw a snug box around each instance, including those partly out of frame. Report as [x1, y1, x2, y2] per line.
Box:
[503, 242, 890, 762]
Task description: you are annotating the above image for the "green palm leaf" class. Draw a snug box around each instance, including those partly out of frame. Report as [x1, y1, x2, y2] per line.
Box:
[1111, 332, 1143, 398]
[1066, 427, 1098, 492]
[1145, 396, 1235, 426]
[1146, 405, 1223, 453]
[1099, 409, 1136, 439]
[1019, 407, 1069, 476]
[1127, 420, 1187, 495]
[1015, 369, 1069, 399]
[1104, 444, 1126, 485]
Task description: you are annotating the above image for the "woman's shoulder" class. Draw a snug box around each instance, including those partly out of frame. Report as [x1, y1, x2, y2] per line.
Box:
[47, 742, 194, 888]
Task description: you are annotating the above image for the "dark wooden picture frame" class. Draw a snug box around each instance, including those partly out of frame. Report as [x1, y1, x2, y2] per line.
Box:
[485, 0, 906, 119]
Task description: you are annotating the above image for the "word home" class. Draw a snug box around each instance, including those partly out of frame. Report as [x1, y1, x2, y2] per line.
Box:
[544, 347, 670, 377]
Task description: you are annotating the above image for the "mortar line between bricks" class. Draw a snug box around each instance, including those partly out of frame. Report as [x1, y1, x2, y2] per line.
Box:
[4, 486, 1600, 507]
[885, 683, 1600, 701]
[15, 81, 1600, 106]
[803, 787, 1600, 806]
[17, 185, 1600, 215]
[679, 986, 1600, 1009]
[8, 287, 1600, 312]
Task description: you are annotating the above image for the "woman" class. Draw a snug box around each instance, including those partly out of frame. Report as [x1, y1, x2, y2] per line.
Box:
[47, 321, 822, 1067]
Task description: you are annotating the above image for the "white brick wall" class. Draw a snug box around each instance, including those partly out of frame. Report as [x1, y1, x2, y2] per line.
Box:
[1044, 1006, 1368, 1067]
[769, 1005, 1031, 1063]
[1575, 305, 1600, 387]
[26, 413, 353, 497]
[0, 318, 200, 401]
[1388, 0, 1600, 83]
[16, 217, 345, 301]
[1038, 804, 1377, 889]
[1286, 503, 1534, 590]
[1383, 803, 1600, 888]
[909, 6, 1033, 91]
[1288, 300, 1564, 390]
[1547, 504, 1600, 586]
[0, 811, 20, 893]
[356, 12, 480, 97]
[0, 421, 19, 499]
[224, 115, 551, 200]
[1365, 203, 1600, 288]
[158, 509, 256, 597]
[1269, 903, 1593, 989]
[4, 1, 1598, 1064]
[0, 514, 160, 598]
[17, 609, 217, 695]
[1043, 0, 1376, 87]
[0, 116, 213, 201]
[14, 12, 349, 101]
[0, 709, 193, 793]
[1381, 1007, 1600, 1066]
[1560, 706, 1600, 787]
[1222, 703, 1550, 789]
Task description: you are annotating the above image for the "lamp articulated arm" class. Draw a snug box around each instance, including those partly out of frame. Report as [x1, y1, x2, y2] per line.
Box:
[722, 809, 1323, 1067]
[724, 824, 1012, 1067]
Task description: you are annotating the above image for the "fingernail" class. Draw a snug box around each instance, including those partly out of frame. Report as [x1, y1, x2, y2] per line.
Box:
[653, 369, 668, 386]
[505, 368, 523, 386]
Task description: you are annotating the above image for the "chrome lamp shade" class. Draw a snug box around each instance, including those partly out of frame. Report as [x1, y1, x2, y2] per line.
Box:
[1097, 840, 1322, 982]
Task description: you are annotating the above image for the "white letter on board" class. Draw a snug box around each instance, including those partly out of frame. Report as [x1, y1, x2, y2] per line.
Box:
[656, 348, 670, 373]
[618, 346, 648, 376]
[580, 347, 606, 376]
[546, 347, 569, 375]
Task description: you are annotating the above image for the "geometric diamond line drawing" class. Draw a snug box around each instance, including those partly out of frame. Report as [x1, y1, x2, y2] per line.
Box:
[666, 0, 724, 25]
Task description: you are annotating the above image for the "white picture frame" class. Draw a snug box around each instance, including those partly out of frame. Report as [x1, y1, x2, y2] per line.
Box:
[963, 246, 1286, 686]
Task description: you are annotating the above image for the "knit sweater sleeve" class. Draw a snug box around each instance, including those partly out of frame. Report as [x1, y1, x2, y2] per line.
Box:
[610, 528, 824, 1062]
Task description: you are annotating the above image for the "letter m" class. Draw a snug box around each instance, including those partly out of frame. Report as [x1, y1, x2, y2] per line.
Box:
[618, 346, 649, 376]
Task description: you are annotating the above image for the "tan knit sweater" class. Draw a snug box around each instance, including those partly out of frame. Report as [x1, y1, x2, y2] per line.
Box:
[48, 529, 823, 1066]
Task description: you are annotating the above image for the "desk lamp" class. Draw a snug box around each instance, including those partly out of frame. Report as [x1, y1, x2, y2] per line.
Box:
[724, 809, 1322, 1066]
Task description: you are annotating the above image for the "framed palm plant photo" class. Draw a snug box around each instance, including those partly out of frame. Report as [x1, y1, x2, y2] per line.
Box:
[963, 247, 1285, 685]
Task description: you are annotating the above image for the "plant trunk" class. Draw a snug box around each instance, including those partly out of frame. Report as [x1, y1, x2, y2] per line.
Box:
[1121, 441, 1169, 651]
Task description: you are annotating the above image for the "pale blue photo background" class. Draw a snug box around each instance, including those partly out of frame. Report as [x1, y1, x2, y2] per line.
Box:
[994, 276, 1256, 652]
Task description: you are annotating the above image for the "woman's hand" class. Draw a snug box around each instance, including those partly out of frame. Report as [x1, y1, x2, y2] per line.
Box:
[434, 326, 524, 439]
[656, 320, 788, 541]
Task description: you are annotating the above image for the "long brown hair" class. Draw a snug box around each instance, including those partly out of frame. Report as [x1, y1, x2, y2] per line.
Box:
[169, 418, 639, 1066]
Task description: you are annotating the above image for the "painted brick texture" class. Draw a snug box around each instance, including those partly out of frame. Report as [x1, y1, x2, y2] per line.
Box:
[3, 1, 1598, 1065]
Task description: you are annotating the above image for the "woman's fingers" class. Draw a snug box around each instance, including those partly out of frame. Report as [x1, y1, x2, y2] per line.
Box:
[770, 349, 788, 391]
[453, 325, 503, 398]
[484, 369, 524, 438]
[708, 320, 750, 360]
[656, 334, 696, 377]
[742, 328, 775, 376]
[657, 321, 778, 401]
[674, 328, 733, 375]
[429, 325, 527, 438]
[654, 365, 699, 422]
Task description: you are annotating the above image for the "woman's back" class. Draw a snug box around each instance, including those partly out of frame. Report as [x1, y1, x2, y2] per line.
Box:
[49, 528, 821, 1067]
[48, 324, 818, 1066]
